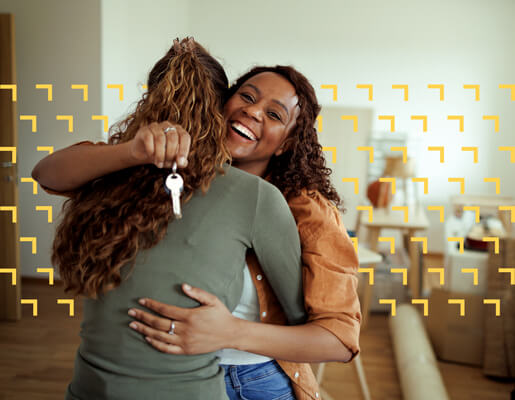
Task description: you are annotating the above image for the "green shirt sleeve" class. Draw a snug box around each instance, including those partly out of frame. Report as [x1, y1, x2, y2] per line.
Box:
[251, 179, 307, 325]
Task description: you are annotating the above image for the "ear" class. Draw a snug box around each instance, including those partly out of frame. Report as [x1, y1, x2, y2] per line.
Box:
[274, 136, 293, 156]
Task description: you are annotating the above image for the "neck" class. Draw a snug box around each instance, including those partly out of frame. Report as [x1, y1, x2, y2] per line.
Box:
[232, 159, 268, 177]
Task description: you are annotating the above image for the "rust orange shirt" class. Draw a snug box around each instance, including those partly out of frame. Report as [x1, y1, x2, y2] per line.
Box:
[40, 141, 362, 400]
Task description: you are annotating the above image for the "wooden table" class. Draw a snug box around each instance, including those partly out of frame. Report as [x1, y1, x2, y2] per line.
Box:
[360, 207, 429, 299]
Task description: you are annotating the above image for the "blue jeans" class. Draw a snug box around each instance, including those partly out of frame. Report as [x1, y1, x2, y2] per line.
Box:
[222, 360, 296, 400]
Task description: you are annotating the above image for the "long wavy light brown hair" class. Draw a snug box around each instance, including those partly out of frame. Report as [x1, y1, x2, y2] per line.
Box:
[227, 66, 343, 210]
[52, 38, 231, 298]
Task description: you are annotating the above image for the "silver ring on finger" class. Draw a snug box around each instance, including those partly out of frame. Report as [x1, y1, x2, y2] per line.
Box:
[164, 126, 176, 134]
[168, 321, 176, 335]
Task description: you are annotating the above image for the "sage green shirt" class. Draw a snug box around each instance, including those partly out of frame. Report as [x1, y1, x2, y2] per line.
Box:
[66, 165, 306, 400]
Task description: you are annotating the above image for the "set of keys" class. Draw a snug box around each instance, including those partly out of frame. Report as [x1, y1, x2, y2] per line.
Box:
[164, 162, 184, 219]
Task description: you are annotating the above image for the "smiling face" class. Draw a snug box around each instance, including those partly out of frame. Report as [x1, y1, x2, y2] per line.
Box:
[224, 72, 300, 177]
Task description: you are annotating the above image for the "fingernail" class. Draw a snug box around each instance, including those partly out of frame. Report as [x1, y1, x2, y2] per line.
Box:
[179, 157, 188, 167]
[183, 283, 192, 291]
[158, 162, 164, 168]
[139, 299, 146, 306]
[128, 309, 136, 317]
[129, 322, 138, 329]
[145, 337, 152, 343]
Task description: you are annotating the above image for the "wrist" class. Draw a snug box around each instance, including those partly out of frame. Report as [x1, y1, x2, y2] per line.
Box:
[228, 317, 252, 351]
[119, 141, 143, 168]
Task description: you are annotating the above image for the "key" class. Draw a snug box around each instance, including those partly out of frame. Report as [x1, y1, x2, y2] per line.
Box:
[165, 162, 184, 219]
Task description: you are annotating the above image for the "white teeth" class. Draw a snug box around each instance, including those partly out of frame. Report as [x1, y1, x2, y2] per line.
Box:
[231, 122, 257, 141]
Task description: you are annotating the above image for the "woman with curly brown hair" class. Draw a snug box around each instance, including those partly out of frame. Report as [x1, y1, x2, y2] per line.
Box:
[33, 39, 307, 400]
[34, 63, 361, 399]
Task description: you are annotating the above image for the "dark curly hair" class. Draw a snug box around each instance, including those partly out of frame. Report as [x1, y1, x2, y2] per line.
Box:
[52, 38, 231, 298]
[227, 66, 343, 209]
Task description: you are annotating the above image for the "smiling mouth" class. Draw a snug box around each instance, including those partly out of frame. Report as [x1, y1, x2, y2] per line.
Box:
[231, 121, 257, 141]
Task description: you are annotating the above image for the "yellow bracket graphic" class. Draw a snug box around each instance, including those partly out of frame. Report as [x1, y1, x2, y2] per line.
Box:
[483, 115, 499, 132]
[379, 236, 395, 254]
[341, 115, 358, 132]
[20, 177, 38, 195]
[20, 237, 37, 254]
[447, 115, 464, 132]
[37, 267, 54, 285]
[0, 84, 17, 101]
[412, 177, 428, 194]
[320, 84, 337, 101]
[0, 206, 17, 223]
[350, 237, 358, 253]
[378, 115, 395, 132]
[56, 115, 74, 133]
[92, 115, 109, 132]
[391, 268, 408, 285]
[37, 146, 54, 155]
[141, 84, 148, 90]
[391, 206, 409, 223]
[107, 84, 124, 101]
[357, 146, 374, 163]
[316, 115, 323, 133]
[428, 84, 444, 100]
[428, 268, 445, 285]
[499, 84, 515, 100]
[357, 205, 373, 222]
[390, 146, 407, 163]
[463, 206, 480, 223]
[461, 146, 478, 163]
[322, 147, 337, 163]
[411, 237, 428, 254]
[483, 299, 501, 317]
[448, 299, 465, 316]
[379, 177, 396, 194]
[35, 84, 53, 101]
[463, 84, 480, 101]
[411, 115, 428, 132]
[359, 268, 374, 285]
[71, 84, 89, 101]
[428, 146, 444, 163]
[57, 299, 75, 316]
[342, 178, 359, 194]
[448, 237, 464, 253]
[0, 268, 17, 285]
[392, 84, 408, 101]
[484, 177, 500, 194]
[35, 206, 53, 223]
[461, 268, 479, 285]
[19, 115, 37, 132]
[379, 299, 396, 316]
[448, 177, 465, 194]
[356, 84, 373, 100]
[411, 299, 429, 316]
[427, 206, 445, 222]
[21, 299, 38, 316]
[499, 146, 515, 163]
[498, 267, 515, 284]
[0, 146, 16, 163]
[482, 237, 499, 254]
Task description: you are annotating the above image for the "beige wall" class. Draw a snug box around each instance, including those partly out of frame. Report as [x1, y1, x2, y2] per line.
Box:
[0, 0, 101, 276]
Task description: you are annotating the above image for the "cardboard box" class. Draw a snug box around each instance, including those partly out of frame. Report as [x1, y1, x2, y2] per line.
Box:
[425, 288, 485, 366]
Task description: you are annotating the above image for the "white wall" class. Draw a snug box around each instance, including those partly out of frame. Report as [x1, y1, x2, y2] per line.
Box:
[0, 0, 101, 277]
[188, 0, 515, 252]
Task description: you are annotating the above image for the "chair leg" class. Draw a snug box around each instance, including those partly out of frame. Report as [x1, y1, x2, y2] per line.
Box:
[353, 355, 372, 400]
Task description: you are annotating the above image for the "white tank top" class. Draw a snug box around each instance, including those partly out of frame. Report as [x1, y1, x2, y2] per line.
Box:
[217, 263, 273, 365]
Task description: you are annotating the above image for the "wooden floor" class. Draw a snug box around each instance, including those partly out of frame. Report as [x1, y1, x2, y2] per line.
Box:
[0, 278, 513, 400]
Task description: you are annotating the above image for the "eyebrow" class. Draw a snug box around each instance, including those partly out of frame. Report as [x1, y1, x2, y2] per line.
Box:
[242, 83, 290, 118]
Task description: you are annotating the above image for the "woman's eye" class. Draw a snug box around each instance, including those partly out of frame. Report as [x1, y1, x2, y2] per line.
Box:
[240, 93, 254, 102]
[268, 111, 281, 121]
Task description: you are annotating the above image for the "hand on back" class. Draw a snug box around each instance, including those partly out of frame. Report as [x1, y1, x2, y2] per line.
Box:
[129, 121, 192, 169]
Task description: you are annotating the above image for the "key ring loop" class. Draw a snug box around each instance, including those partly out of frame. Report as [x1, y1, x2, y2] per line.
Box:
[172, 162, 177, 175]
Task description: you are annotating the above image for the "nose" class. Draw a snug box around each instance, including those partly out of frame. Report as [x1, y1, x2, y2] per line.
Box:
[242, 102, 263, 122]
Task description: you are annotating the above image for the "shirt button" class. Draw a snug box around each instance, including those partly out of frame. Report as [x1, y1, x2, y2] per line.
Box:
[261, 311, 267, 318]
[294, 372, 299, 379]
[315, 392, 319, 398]
[256, 274, 263, 281]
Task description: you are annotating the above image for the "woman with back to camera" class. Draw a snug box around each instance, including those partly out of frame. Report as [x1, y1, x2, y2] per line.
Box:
[34, 59, 361, 400]
[38, 38, 306, 400]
